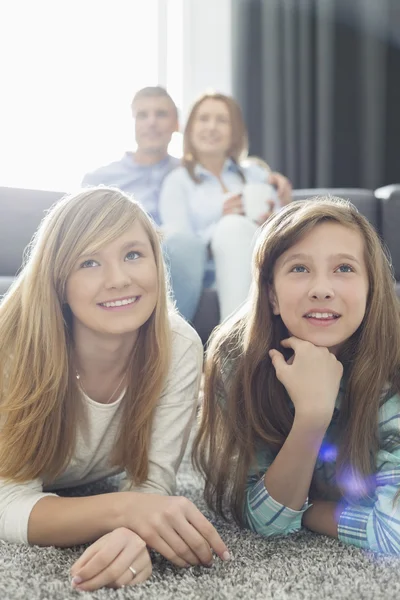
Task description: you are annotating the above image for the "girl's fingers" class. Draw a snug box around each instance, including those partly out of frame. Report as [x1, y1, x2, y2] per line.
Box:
[173, 518, 214, 565]
[280, 337, 297, 349]
[71, 538, 107, 577]
[156, 519, 211, 565]
[126, 546, 151, 581]
[72, 537, 125, 584]
[269, 349, 289, 377]
[269, 349, 285, 363]
[112, 553, 153, 589]
[73, 544, 146, 592]
[185, 505, 230, 562]
[146, 532, 189, 568]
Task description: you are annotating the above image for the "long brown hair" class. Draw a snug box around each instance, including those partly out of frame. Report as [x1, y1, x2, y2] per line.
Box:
[193, 197, 400, 524]
[183, 91, 249, 183]
[0, 187, 172, 484]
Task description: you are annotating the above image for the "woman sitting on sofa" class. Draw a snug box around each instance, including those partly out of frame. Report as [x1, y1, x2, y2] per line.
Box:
[0, 187, 229, 591]
[159, 91, 292, 322]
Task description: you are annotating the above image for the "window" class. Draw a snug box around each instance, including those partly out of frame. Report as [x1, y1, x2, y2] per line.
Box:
[0, 0, 182, 191]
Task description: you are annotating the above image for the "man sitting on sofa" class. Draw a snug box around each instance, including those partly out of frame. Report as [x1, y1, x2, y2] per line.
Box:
[82, 86, 292, 322]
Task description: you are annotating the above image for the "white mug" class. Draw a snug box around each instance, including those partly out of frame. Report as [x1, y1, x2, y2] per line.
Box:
[242, 182, 279, 222]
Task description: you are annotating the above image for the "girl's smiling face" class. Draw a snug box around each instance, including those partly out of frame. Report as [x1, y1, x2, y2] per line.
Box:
[66, 221, 158, 339]
[270, 222, 369, 354]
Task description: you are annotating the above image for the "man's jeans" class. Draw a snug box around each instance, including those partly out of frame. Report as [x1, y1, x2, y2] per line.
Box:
[163, 232, 207, 322]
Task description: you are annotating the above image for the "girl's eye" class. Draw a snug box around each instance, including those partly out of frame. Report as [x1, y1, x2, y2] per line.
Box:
[80, 259, 98, 269]
[125, 251, 140, 261]
[291, 265, 307, 273]
[336, 264, 354, 273]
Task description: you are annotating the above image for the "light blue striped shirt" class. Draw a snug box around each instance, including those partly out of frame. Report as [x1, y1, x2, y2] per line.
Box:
[218, 358, 400, 555]
[159, 159, 278, 243]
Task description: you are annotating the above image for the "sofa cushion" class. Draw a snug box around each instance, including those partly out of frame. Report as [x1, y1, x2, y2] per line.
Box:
[375, 185, 400, 281]
[0, 186, 65, 276]
[291, 188, 381, 234]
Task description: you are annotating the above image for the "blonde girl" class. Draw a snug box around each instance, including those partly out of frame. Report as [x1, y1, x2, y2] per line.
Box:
[0, 187, 229, 592]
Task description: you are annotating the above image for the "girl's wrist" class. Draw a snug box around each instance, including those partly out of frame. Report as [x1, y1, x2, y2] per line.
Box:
[112, 491, 137, 531]
[292, 411, 331, 435]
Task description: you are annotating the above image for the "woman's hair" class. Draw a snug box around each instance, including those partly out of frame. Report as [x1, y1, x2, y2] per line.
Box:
[0, 187, 172, 483]
[242, 156, 271, 172]
[193, 197, 400, 524]
[183, 91, 249, 183]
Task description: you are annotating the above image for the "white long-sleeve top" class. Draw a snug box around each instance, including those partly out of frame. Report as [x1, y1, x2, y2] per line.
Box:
[0, 313, 203, 544]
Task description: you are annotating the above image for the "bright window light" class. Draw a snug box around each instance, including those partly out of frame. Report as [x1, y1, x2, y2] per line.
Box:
[0, 0, 166, 191]
[166, 0, 183, 159]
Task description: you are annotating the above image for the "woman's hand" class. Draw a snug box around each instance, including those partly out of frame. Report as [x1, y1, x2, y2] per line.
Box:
[70, 527, 151, 592]
[256, 199, 276, 225]
[269, 337, 343, 426]
[119, 493, 230, 568]
[223, 193, 274, 224]
[222, 193, 245, 216]
[268, 171, 292, 206]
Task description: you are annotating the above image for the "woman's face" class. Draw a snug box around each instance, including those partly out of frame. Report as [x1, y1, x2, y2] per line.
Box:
[190, 98, 232, 160]
[66, 221, 158, 339]
[270, 222, 369, 355]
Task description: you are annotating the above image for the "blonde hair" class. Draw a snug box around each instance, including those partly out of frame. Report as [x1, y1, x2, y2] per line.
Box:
[194, 197, 400, 523]
[0, 187, 172, 483]
[183, 91, 249, 182]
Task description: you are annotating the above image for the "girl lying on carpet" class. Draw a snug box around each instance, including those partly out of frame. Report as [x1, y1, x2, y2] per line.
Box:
[0, 187, 230, 592]
[194, 197, 400, 555]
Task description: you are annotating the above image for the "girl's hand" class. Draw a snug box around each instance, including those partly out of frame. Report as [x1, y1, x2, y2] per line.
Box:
[222, 193, 245, 216]
[70, 527, 151, 592]
[269, 337, 343, 426]
[120, 493, 230, 568]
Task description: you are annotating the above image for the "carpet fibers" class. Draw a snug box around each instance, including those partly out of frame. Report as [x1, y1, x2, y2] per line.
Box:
[2, 452, 400, 600]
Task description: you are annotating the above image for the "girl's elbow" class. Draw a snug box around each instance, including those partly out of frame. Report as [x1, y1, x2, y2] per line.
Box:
[244, 513, 301, 538]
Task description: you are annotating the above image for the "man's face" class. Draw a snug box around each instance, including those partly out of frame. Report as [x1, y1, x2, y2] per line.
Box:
[133, 96, 178, 155]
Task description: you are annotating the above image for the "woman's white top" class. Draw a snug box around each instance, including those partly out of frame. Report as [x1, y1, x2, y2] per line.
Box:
[0, 313, 203, 544]
[159, 158, 278, 244]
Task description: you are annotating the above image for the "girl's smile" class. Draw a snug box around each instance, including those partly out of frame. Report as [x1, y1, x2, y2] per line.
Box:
[303, 309, 341, 327]
[97, 295, 141, 310]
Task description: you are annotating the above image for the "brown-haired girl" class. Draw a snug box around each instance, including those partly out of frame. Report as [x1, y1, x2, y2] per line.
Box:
[194, 197, 400, 554]
[0, 187, 230, 592]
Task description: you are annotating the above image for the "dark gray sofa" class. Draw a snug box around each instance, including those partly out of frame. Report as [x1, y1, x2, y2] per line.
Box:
[1, 185, 399, 343]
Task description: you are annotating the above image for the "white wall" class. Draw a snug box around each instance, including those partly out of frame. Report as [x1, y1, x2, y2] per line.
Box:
[181, 0, 232, 122]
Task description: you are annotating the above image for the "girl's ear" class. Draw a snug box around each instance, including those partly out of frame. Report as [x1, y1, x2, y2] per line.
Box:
[268, 285, 280, 315]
